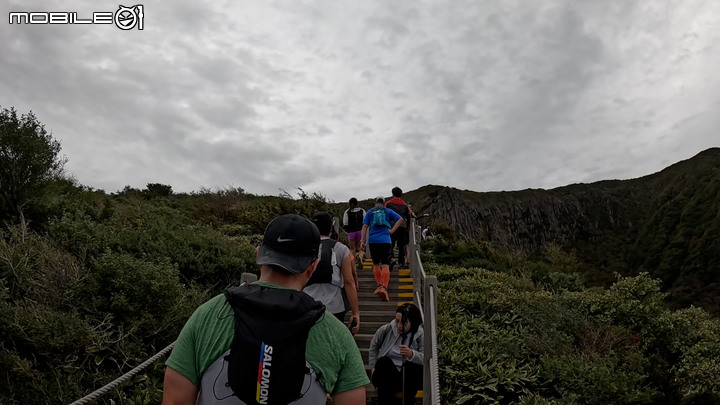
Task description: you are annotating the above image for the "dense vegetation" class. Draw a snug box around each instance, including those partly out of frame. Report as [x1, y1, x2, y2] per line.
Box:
[2, 108, 718, 403]
[423, 237, 720, 404]
[0, 182, 335, 403]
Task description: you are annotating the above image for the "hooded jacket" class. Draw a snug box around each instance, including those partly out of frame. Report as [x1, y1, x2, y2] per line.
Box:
[368, 319, 424, 368]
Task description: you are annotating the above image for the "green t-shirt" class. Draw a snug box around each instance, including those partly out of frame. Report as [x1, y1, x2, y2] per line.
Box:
[166, 282, 369, 395]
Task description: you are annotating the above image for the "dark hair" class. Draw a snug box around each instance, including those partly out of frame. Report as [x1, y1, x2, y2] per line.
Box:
[312, 212, 333, 236]
[392, 187, 402, 197]
[396, 303, 422, 334]
[349, 197, 358, 207]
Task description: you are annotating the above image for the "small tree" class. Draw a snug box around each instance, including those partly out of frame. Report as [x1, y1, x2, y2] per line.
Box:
[145, 183, 173, 197]
[0, 106, 66, 223]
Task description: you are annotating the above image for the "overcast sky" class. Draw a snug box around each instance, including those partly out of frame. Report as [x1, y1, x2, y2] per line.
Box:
[1, 1, 718, 201]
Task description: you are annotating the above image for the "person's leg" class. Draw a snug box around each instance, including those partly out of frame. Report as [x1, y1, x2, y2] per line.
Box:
[378, 243, 392, 301]
[401, 362, 424, 405]
[405, 243, 411, 268]
[373, 265, 383, 292]
[348, 239, 357, 256]
[381, 265, 390, 288]
[396, 230, 408, 266]
[348, 230, 360, 253]
[390, 231, 398, 261]
[370, 244, 385, 295]
[372, 356, 402, 405]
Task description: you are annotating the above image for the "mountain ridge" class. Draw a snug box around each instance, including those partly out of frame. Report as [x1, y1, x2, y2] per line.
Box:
[399, 148, 720, 313]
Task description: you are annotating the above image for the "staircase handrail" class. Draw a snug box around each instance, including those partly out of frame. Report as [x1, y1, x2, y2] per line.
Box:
[409, 218, 441, 405]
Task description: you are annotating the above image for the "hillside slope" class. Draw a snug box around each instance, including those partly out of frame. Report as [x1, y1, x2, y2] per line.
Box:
[402, 148, 720, 313]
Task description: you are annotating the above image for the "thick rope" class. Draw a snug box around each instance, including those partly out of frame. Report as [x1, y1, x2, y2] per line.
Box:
[69, 341, 175, 405]
[69, 278, 259, 404]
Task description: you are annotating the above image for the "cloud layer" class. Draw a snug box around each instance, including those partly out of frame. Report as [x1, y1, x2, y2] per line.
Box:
[1, 0, 718, 201]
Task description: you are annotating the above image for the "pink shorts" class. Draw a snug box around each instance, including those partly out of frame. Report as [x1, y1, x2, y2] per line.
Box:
[347, 230, 362, 241]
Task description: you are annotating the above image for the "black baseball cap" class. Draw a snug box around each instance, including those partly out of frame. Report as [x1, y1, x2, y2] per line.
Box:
[257, 214, 321, 274]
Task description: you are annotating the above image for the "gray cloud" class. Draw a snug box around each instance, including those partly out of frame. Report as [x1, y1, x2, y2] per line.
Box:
[1, 0, 718, 201]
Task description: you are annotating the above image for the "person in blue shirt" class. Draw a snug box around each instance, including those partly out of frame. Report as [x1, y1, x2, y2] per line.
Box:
[359, 197, 404, 301]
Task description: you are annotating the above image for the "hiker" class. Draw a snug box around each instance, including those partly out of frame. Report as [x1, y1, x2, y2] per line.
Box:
[385, 187, 415, 269]
[303, 212, 360, 335]
[369, 303, 424, 405]
[359, 197, 404, 302]
[342, 198, 366, 261]
[162, 214, 369, 405]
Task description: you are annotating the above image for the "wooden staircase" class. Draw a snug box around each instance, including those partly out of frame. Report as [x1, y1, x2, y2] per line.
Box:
[351, 257, 422, 404]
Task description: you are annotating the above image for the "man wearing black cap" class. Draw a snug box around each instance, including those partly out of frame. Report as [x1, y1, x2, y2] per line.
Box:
[162, 214, 369, 405]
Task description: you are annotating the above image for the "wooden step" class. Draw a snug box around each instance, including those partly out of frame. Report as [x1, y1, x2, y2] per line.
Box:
[360, 302, 406, 312]
[353, 310, 400, 323]
[358, 292, 414, 299]
[353, 333, 374, 346]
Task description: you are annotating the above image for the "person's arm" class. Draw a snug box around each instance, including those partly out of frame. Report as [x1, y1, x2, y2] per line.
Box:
[359, 224, 369, 250]
[368, 323, 391, 373]
[162, 367, 199, 405]
[352, 264, 359, 293]
[386, 209, 404, 235]
[341, 254, 360, 334]
[389, 218, 404, 235]
[342, 210, 349, 228]
[332, 386, 366, 405]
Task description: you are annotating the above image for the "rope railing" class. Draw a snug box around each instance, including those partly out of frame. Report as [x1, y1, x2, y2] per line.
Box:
[409, 218, 441, 405]
[69, 275, 258, 404]
[69, 342, 175, 405]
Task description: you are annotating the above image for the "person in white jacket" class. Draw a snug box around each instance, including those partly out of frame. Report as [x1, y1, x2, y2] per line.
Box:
[368, 303, 424, 405]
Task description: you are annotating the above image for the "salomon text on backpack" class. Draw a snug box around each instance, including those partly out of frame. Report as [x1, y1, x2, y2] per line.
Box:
[224, 285, 325, 405]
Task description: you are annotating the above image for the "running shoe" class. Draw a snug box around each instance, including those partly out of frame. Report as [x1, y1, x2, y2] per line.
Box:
[378, 286, 389, 302]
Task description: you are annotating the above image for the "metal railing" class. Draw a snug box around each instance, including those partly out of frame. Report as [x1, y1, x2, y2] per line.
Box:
[409, 218, 441, 405]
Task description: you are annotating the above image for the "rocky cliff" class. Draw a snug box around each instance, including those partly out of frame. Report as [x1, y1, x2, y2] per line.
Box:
[404, 148, 720, 313]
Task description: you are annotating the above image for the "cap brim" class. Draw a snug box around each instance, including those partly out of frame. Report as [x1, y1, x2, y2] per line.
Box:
[256, 245, 316, 274]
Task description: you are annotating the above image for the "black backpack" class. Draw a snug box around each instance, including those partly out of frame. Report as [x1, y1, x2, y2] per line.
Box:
[224, 284, 325, 405]
[346, 209, 364, 232]
[385, 202, 409, 228]
[306, 239, 338, 286]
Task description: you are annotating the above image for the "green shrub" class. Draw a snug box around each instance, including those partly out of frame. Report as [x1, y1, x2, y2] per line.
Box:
[429, 264, 720, 404]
